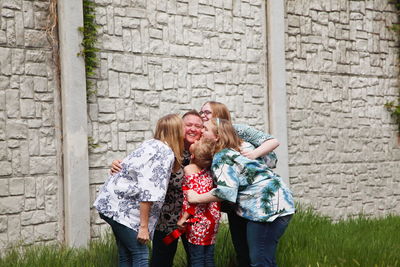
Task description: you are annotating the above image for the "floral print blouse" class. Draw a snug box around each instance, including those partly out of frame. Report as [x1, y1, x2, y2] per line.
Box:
[182, 169, 221, 245]
[233, 124, 278, 168]
[94, 139, 174, 238]
[211, 145, 295, 222]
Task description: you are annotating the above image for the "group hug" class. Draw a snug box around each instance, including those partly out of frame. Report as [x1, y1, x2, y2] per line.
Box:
[93, 101, 295, 267]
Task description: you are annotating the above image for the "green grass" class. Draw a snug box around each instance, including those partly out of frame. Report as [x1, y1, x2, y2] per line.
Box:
[277, 208, 400, 267]
[0, 233, 118, 267]
[1, 208, 399, 267]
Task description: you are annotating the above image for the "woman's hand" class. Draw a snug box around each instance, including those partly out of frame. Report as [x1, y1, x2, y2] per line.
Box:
[177, 217, 187, 230]
[137, 226, 150, 245]
[110, 159, 122, 174]
[240, 150, 257, 160]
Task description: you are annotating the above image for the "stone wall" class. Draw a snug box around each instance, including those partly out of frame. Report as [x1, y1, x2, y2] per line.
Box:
[0, 0, 63, 249]
[88, 0, 269, 238]
[285, 0, 400, 219]
[1, 0, 400, 249]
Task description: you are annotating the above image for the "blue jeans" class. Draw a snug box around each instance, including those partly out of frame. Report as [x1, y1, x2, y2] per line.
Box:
[150, 230, 191, 267]
[187, 243, 215, 267]
[227, 212, 250, 267]
[246, 215, 292, 267]
[100, 213, 149, 267]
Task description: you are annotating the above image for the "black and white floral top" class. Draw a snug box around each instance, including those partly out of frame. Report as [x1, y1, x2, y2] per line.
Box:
[94, 139, 174, 238]
[155, 150, 191, 233]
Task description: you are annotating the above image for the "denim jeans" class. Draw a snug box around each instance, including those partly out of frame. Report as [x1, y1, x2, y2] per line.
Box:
[187, 243, 215, 267]
[150, 230, 191, 267]
[246, 215, 292, 267]
[227, 212, 250, 267]
[100, 213, 149, 267]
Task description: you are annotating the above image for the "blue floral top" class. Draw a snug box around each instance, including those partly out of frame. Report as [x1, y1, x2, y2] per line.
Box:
[211, 145, 295, 222]
[93, 139, 175, 238]
[233, 124, 278, 168]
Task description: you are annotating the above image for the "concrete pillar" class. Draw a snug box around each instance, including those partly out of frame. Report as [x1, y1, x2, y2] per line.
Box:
[57, 0, 90, 247]
[266, 0, 290, 184]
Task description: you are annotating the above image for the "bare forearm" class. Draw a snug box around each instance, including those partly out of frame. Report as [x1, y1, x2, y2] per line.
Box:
[246, 139, 279, 159]
[187, 190, 221, 204]
[181, 211, 190, 221]
[139, 202, 152, 228]
[138, 202, 152, 244]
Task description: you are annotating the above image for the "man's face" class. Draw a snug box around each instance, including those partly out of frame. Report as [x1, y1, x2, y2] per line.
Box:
[183, 114, 203, 149]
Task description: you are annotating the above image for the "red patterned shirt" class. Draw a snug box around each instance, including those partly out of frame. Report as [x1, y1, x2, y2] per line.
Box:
[182, 169, 221, 245]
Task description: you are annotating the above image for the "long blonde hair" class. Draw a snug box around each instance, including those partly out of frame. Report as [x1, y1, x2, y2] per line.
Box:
[203, 101, 232, 122]
[154, 114, 184, 172]
[209, 118, 242, 153]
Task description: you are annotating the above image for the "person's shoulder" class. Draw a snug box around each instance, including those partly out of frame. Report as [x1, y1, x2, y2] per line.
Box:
[233, 123, 247, 130]
[214, 148, 240, 160]
[146, 139, 173, 152]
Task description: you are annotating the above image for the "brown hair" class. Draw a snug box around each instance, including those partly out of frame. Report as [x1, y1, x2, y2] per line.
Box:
[182, 109, 202, 120]
[154, 114, 184, 172]
[191, 138, 216, 170]
[209, 118, 242, 153]
[203, 101, 232, 122]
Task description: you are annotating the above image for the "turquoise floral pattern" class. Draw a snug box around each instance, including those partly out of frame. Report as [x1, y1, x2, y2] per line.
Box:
[211, 147, 295, 222]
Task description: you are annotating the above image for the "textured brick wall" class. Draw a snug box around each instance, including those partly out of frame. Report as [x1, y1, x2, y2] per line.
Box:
[0, 0, 63, 249]
[88, 0, 269, 237]
[285, 0, 400, 219]
[1, 0, 400, 248]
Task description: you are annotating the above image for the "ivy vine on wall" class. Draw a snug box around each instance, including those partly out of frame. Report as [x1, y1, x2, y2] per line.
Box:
[79, 0, 99, 97]
[387, 0, 400, 135]
[79, 0, 100, 149]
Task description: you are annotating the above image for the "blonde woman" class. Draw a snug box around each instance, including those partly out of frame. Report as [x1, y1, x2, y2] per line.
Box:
[94, 114, 184, 267]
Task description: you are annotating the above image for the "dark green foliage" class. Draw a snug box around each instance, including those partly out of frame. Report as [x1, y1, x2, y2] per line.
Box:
[386, 0, 400, 135]
[385, 101, 400, 132]
[79, 0, 99, 96]
[88, 136, 100, 149]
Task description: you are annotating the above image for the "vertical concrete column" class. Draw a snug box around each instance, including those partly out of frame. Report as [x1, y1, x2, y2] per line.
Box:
[57, 0, 90, 247]
[266, 0, 290, 184]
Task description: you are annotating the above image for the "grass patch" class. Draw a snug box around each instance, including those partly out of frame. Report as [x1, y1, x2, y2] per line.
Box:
[1, 208, 399, 267]
[277, 207, 400, 267]
[0, 233, 118, 267]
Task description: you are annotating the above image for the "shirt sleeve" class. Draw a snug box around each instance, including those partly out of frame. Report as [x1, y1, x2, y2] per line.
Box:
[211, 152, 240, 203]
[124, 140, 174, 202]
[233, 124, 274, 147]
